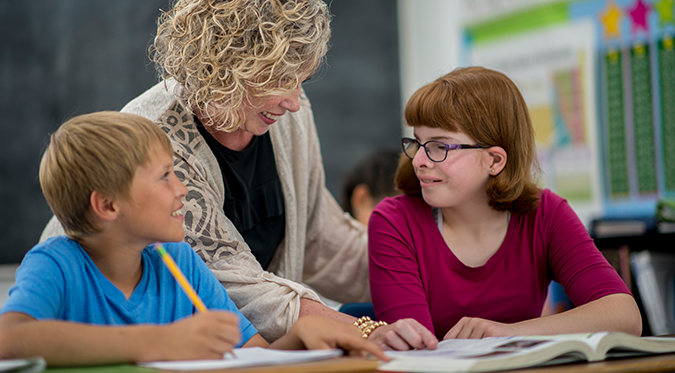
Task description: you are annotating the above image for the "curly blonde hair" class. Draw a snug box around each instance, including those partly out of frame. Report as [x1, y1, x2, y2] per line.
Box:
[152, 0, 331, 131]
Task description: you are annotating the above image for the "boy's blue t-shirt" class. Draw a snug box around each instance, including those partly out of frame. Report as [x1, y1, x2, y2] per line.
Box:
[1, 236, 257, 347]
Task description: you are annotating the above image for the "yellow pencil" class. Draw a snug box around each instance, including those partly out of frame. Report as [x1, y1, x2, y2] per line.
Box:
[155, 243, 208, 313]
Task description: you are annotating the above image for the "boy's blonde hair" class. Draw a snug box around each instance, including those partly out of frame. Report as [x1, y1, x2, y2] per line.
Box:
[39, 111, 173, 240]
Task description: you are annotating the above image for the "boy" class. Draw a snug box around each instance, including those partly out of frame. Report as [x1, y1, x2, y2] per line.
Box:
[0, 111, 386, 366]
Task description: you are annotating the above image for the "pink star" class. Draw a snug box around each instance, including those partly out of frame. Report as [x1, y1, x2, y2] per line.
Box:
[628, 0, 651, 34]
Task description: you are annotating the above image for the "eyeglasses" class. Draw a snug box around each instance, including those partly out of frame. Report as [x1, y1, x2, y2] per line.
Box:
[401, 137, 487, 163]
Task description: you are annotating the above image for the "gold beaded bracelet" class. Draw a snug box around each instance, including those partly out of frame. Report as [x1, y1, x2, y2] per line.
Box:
[353, 316, 388, 339]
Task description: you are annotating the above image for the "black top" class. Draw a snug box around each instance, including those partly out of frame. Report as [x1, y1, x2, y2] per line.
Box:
[196, 118, 285, 270]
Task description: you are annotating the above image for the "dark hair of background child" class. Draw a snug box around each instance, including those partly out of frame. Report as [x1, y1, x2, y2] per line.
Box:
[340, 149, 401, 216]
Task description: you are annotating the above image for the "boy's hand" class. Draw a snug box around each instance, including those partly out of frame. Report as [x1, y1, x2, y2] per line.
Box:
[272, 315, 389, 361]
[148, 311, 241, 361]
[368, 318, 438, 351]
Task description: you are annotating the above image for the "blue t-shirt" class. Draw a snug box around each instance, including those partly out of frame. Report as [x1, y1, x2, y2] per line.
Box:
[1, 236, 257, 347]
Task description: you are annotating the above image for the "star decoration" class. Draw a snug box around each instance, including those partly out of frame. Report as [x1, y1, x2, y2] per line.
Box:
[607, 48, 621, 64]
[655, 0, 675, 25]
[664, 35, 674, 50]
[628, 0, 651, 34]
[601, 1, 623, 39]
[633, 42, 647, 57]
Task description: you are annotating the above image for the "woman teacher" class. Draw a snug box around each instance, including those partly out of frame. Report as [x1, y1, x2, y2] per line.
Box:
[40, 0, 434, 348]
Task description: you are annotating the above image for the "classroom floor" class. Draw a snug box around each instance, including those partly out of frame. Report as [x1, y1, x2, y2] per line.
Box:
[0, 264, 18, 307]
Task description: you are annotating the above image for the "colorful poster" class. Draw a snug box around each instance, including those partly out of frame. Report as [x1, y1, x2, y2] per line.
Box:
[467, 15, 601, 224]
[464, 0, 675, 221]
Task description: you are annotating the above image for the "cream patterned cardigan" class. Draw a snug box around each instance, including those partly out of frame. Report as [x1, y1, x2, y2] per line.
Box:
[40, 80, 370, 341]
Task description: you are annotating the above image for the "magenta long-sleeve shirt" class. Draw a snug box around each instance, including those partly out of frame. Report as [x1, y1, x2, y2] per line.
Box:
[368, 189, 630, 339]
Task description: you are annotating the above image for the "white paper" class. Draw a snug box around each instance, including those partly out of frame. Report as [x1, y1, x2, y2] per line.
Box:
[0, 357, 46, 373]
[139, 347, 342, 371]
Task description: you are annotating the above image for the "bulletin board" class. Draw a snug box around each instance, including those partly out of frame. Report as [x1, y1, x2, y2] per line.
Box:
[463, 0, 675, 223]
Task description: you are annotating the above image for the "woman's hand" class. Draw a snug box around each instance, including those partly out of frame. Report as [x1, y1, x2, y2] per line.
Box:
[269, 315, 389, 361]
[443, 317, 517, 340]
[367, 318, 438, 351]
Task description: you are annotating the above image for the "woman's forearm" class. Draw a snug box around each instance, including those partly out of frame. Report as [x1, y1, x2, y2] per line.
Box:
[298, 298, 356, 324]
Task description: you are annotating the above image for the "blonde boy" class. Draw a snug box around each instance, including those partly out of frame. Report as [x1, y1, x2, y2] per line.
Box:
[0, 112, 384, 366]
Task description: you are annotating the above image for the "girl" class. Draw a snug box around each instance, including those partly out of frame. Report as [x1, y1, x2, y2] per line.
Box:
[368, 67, 642, 346]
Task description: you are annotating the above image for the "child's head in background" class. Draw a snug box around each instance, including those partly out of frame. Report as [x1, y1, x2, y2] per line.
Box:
[39, 111, 185, 243]
[340, 149, 401, 225]
[395, 66, 541, 215]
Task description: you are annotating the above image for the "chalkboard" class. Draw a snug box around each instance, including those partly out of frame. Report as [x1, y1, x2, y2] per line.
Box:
[0, 0, 400, 264]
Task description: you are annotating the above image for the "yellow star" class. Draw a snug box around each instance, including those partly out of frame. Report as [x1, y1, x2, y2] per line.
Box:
[664, 35, 674, 51]
[607, 48, 621, 64]
[601, 1, 623, 39]
[655, 0, 675, 25]
[633, 42, 646, 57]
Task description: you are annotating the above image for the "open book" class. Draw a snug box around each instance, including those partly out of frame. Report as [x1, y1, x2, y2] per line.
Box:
[379, 332, 675, 372]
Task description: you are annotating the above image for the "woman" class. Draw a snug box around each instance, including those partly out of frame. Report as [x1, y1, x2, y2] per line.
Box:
[38, 0, 356, 342]
[41, 0, 434, 347]
[368, 67, 642, 343]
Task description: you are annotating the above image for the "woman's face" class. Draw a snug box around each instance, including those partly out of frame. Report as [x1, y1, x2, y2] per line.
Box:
[238, 82, 304, 137]
[411, 126, 492, 209]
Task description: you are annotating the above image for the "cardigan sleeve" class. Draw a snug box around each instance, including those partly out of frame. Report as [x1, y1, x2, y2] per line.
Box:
[292, 99, 370, 304]
[302, 188, 371, 303]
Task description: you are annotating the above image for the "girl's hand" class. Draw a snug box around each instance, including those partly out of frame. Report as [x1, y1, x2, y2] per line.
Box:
[368, 318, 438, 351]
[444, 317, 517, 340]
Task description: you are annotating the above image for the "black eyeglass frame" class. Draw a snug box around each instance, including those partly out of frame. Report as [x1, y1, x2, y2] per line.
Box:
[401, 137, 488, 163]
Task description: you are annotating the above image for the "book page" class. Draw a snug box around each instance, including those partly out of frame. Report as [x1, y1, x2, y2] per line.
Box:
[386, 337, 555, 359]
[384, 334, 607, 362]
[381, 336, 596, 373]
[513, 332, 607, 351]
[139, 348, 342, 371]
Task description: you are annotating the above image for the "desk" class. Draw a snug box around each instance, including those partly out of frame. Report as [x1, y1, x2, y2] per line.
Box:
[507, 353, 675, 373]
[44, 353, 675, 373]
[45, 357, 378, 373]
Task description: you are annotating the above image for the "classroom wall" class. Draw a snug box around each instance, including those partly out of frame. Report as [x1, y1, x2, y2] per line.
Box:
[396, 0, 559, 127]
[0, 0, 400, 264]
[397, 0, 462, 112]
[399, 0, 675, 225]
[0, 0, 172, 264]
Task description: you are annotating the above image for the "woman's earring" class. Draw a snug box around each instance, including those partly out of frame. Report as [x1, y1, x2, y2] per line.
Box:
[491, 169, 495, 173]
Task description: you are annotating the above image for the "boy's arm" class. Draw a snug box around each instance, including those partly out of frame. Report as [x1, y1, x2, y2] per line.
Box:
[0, 311, 241, 366]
